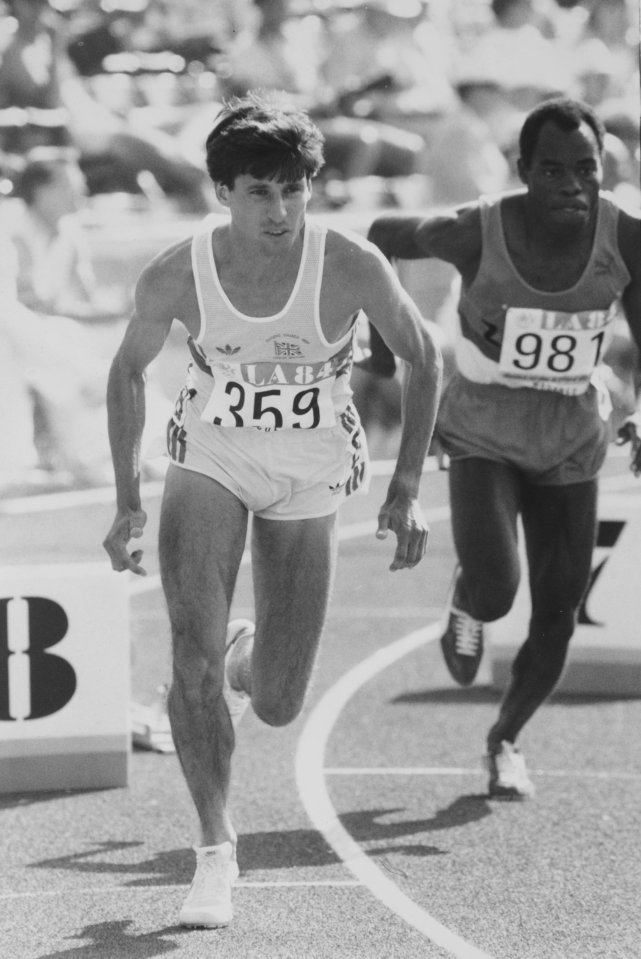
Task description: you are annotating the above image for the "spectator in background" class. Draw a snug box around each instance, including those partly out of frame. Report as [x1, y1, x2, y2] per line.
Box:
[0, 148, 121, 484]
[11, 148, 127, 321]
[488, 0, 558, 37]
[222, 0, 428, 199]
[318, 0, 454, 122]
[581, 0, 637, 62]
[464, 0, 572, 112]
[569, 0, 638, 107]
[426, 64, 513, 205]
[0, 223, 40, 489]
[0, 0, 215, 212]
[141, 0, 255, 58]
[2, 145, 170, 488]
[0, 229, 112, 488]
[222, 0, 322, 103]
[600, 103, 640, 204]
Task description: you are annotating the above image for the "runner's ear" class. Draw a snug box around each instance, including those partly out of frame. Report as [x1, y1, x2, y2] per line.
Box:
[215, 182, 231, 207]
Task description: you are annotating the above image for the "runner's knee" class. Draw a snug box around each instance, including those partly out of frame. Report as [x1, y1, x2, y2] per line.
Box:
[251, 690, 305, 728]
[529, 607, 577, 651]
[171, 640, 225, 705]
[466, 577, 518, 623]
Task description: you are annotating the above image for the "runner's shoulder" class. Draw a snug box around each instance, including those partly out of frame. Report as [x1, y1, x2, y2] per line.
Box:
[135, 236, 194, 314]
[323, 223, 391, 279]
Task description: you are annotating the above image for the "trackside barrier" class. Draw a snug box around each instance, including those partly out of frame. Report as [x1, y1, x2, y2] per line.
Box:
[489, 493, 641, 696]
[0, 564, 130, 792]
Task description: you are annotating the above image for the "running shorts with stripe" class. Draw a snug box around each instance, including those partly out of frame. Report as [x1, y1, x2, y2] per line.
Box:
[165, 378, 370, 520]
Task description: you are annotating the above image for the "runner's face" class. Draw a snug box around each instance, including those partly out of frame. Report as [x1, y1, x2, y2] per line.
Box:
[218, 174, 311, 248]
[519, 120, 603, 234]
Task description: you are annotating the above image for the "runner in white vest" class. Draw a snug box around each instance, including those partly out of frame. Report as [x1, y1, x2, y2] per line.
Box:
[367, 97, 641, 800]
[103, 92, 443, 927]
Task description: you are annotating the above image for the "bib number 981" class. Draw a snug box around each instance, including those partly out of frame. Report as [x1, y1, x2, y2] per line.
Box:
[498, 306, 613, 393]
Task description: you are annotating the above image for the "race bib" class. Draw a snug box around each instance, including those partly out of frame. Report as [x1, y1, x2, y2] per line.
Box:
[498, 305, 616, 394]
[200, 363, 337, 430]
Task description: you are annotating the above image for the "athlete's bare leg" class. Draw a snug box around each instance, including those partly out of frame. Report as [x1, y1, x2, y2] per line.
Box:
[249, 511, 338, 727]
[159, 464, 339, 846]
[487, 479, 598, 749]
[159, 465, 248, 847]
[448, 458, 522, 623]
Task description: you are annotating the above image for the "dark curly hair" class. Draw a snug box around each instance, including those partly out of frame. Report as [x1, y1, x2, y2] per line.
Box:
[205, 91, 325, 189]
[519, 97, 605, 169]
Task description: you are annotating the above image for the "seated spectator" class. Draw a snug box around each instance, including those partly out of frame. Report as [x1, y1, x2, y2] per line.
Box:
[0, 213, 111, 488]
[11, 147, 127, 321]
[0, 146, 146, 488]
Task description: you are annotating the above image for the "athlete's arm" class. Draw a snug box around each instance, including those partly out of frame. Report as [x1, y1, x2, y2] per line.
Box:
[616, 208, 641, 475]
[352, 240, 444, 570]
[103, 248, 185, 574]
[367, 203, 483, 277]
[364, 204, 482, 376]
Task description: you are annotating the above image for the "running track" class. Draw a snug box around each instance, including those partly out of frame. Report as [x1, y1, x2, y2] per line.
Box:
[1, 452, 641, 958]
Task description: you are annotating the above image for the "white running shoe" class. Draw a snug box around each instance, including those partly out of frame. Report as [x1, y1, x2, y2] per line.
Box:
[179, 842, 235, 927]
[485, 741, 535, 800]
[223, 619, 254, 730]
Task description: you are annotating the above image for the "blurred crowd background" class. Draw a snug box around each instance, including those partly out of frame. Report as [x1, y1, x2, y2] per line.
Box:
[0, 0, 638, 492]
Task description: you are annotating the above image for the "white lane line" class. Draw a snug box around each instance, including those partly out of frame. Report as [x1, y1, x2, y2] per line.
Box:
[325, 767, 482, 776]
[129, 506, 452, 596]
[0, 880, 363, 901]
[324, 767, 641, 781]
[295, 624, 494, 959]
[0, 481, 165, 515]
[0, 457, 444, 515]
[1, 451, 634, 516]
[3, 449, 635, 517]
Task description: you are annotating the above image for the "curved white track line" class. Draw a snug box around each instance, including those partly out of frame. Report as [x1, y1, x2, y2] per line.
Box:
[295, 624, 494, 959]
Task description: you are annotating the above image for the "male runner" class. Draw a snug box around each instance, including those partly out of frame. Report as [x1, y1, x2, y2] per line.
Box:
[103, 93, 442, 925]
[367, 97, 641, 799]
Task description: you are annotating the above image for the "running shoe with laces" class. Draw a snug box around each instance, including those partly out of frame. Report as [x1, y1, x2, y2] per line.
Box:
[223, 619, 254, 730]
[179, 841, 236, 927]
[485, 740, 535, 800]
[439, 572, 484, 686]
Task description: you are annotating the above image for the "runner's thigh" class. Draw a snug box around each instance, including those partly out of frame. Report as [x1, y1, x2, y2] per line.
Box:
[521, 478, 598, 612]
[159, 464, 249, 634]
[249, 512, 338, 714]
[449, 457, 523, 615]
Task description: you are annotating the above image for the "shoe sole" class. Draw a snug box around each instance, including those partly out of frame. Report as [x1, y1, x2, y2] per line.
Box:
[179, 911, 231, 928]
[488, 785, 532, 801]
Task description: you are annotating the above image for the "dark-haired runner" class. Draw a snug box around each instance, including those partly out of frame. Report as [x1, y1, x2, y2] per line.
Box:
[103, 92, 442, 926]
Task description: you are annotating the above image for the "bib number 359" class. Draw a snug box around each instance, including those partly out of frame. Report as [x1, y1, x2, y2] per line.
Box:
[200, 375, 335, 430]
